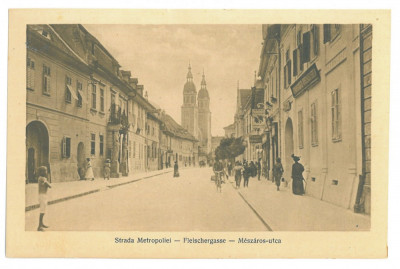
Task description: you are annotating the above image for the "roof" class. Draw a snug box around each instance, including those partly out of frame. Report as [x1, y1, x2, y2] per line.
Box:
[183, 81, 197, 94]
[160, 113, 198, 142]
[198, 88, 209, 99]
[223, 123, 235, 130]
[239, 89, 252, 108]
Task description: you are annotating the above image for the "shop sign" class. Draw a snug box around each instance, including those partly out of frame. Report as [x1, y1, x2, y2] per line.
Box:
[290, 63, 320, 98]
[251, 108, 265, 129]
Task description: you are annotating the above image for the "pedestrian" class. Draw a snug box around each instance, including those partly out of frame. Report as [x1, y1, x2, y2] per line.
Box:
[256, 159, 261, 181]
[243, 161, 251, 188]
[233, 161, 243, 189]
[273, 157, 284, 191]
[103, 159, 111, 180]
[37, 166, 51, 231]
[250, 161, 257, 178]
[85, 158, 95, 181]
[228, 162, 233, 177]
[173, 161, 180, 177]
[291, 154, 305, 195]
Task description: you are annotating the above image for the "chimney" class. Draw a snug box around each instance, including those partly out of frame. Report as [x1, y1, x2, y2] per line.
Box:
[129, 78, 138, 90]
[137, 85, 144, 96]
[120, 70, 131, 83]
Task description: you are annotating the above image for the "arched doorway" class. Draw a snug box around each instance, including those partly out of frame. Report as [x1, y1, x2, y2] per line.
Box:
[285, 118, 294, 182]
[26, 121, 49, 184]
[77, 142, 86, 180]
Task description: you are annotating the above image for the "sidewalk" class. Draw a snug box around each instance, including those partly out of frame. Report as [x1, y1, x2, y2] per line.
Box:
[25, 168, 173, 211]
[227, 176, 371, 231]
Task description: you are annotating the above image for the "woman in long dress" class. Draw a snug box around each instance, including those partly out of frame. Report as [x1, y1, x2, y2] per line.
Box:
[291, 154, 305, 195]
[85, 158, 95, 181]
[173, 161, 179, 177]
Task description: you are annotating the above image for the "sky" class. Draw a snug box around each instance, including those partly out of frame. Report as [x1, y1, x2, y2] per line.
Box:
[84, 24, 262, 136]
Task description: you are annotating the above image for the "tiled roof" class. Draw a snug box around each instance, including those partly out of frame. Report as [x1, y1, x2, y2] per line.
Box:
[160, 113, 197, 142]
[239, 89, 251, 108]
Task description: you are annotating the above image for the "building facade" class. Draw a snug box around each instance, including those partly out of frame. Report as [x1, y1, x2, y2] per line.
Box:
[253, 24, 371, 213]
[26, 24, 160, 184]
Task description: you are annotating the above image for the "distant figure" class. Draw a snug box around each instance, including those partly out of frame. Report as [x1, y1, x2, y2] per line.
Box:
[228, 162, 233, 176]
[273, 157, 284, 191]
[291, 154, 305, 195]
[103, 159, 111, 180]
[243, 161, 251, 188]
[173, 161, 180, 177]
[233, 161, 243, 189]
[37, 166, 51, 231]
[85, 158, 95, 181]
[250, 161, 257, 178]
[256, 159, 261, 181]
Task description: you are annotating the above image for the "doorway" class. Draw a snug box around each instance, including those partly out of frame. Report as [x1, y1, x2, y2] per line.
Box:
[77, 142, 85, 180]
[285, 118, 294, 181]
[26, 121, 49, 184]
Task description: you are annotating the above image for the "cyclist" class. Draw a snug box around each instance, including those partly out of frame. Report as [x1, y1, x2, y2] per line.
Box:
[213, 159, 224, 192]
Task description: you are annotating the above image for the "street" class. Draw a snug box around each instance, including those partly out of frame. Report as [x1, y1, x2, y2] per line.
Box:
[25, 167, 370, 231]
[25, 167, 267, 231]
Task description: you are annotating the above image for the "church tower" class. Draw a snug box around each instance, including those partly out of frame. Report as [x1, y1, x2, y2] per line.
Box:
[181, 63, 198, 139]
[198, 70, 212, 155]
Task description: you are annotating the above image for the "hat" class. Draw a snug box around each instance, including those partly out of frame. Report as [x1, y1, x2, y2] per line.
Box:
[291, 154, 300, 162]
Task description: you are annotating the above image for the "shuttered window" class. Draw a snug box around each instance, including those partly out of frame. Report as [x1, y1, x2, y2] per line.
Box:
[298, 110, 304, 148]
[27, 57, 35, 90]
[62, 136, 71, 158]
[302, 31, 311, 63]
[42, 64, 51, 95]
[311, 102, 318, 146]
[331, 88, 341, 141]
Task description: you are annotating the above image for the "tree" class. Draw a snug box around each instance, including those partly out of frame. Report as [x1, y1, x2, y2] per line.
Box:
[215, 137, 245, 161]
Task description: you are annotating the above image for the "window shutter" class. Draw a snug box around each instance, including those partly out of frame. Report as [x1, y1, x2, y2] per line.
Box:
[303, 31, 311, 63]
[288, 60, 292, 85]
[284, 64, 287, 88]
[323, 24, 331, 44]
[313, 25, 319, 56]
[62, 137, 66, 158]
[293, 50, 298, 77]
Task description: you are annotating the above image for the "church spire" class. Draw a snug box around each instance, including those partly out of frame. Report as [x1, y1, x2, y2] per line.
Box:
[201, 68, 207, 89]
[187, 61, 193, 81]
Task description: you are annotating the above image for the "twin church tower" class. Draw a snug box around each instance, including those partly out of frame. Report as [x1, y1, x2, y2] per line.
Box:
[181, 63, 212, 156]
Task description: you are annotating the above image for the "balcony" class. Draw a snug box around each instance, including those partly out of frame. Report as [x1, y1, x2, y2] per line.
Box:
[109, 103, 129, 131]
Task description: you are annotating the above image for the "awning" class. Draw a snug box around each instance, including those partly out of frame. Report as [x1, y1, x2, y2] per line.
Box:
[77, 89, 87, 104]
[67, 85, 79, 100]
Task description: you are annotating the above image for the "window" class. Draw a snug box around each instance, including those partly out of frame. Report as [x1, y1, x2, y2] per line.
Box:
[311, 25, 319, 57]
[152, 127, 154, 136]
[331, 88, 341, 141]
[27, 57, 35, 90]
[323, 24, 341, 44]
[302, 31, 311, 63]
[77, 81, 83, 107]
[65, 76, 72, 103]
[284, 60, 292, 89]
[62, 136, 71, 158]
[91, 84, 96, 109]
[99, 134, 104, 156]
[311, 102, 318, 146]
[100, 88, 105, 112]
[133, 141, 136, 158]
[42, 64, 51, 95]
[91, 133, 96, 155]
[111, 92, 116, 104]
[298, 110, 304, 148]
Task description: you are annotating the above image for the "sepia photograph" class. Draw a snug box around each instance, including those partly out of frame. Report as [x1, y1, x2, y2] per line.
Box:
[6, 9, 390, 258]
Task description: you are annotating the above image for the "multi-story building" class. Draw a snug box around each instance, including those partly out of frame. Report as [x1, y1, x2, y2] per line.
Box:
[223, 123, 235, 138]
[160, 113, 198, 168]
[26, 24, 157, 183]
[255, 24, 371, 213]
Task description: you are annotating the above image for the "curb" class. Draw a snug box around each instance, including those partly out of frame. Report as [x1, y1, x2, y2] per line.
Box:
[25, 170, 172, 212]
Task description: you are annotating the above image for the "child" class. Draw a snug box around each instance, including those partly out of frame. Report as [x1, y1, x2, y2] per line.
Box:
[37, 166, 51, 231]
[104, 159, 111, 180]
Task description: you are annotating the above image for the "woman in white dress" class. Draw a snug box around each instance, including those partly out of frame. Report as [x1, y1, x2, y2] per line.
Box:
[85, 158, 95, 181]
